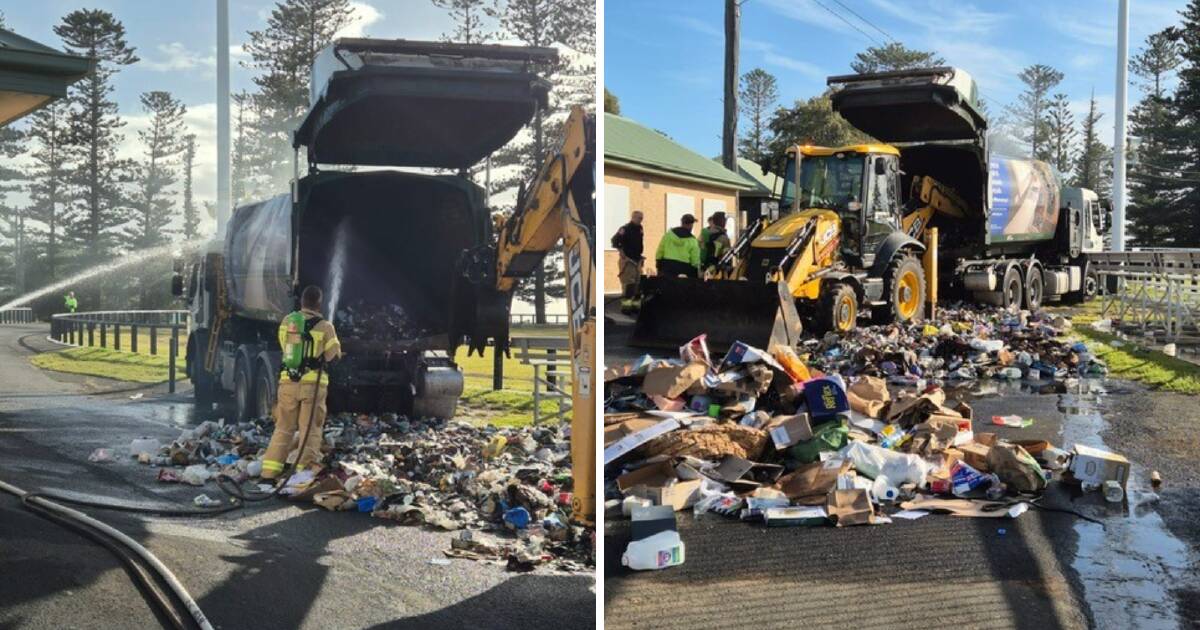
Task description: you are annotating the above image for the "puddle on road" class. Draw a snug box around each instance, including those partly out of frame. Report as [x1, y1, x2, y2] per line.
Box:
[1058, 380, 1192, 630]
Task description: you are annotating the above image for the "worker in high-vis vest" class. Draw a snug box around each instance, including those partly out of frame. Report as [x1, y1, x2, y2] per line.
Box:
[261, 285, 342, 481]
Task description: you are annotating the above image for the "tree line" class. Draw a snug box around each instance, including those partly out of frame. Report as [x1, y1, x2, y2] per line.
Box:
[0, 0, 593, 319]
[603, 1, 1200, 249]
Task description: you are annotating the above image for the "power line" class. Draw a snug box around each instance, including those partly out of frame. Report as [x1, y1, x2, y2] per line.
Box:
[830, 0, 898, 43]
[810, 0, 885, 47]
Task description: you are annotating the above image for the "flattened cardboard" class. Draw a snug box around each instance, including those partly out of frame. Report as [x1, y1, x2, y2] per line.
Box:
[604, 418, 681, 464]
[847, 375, 890, 418]
[777, 458, 850, 504]
[617, 461, 702, 511]
[710, 456, 784, 492]
[768, 413, 813, 450]
[604, 417, 664, 446]
[641, 362, 708, 399]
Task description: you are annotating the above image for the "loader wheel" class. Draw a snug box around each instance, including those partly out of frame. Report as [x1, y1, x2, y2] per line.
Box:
[881, 254, 926, 324]
[1002, 265, 1024, 310]
[818, 283, 858, 333]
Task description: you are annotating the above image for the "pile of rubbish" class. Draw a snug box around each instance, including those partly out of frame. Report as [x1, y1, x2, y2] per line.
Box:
[115, 413, 592, 572]
[604, 306, 1125, 571]
[333, 300, 432, 341]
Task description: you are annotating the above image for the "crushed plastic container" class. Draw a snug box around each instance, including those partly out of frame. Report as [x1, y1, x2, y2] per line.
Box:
[129, 437, 160, 458]
[1103, 480, 1125, 503]
[622, 530, 685, 570]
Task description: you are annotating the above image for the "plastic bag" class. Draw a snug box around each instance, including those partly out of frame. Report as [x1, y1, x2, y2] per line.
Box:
[788, 418, 849, 464]
[839, 441, 929, 486]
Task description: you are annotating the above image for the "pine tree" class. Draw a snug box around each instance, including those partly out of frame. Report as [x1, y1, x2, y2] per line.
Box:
[1006, 64, 1063, 160]
[54, 9, 139, 276]
[433, 0, 495, 43]
[26, 101, 70, 282]
[851, 43, 944, 74]
[1073, 92, 1111, 198]
[243, 0, 354, 191]
[1046, 93, 1077, 174]
[181, 134, 199, 240]
[1127, 28, 1184, 247]
[486, 0, 593, 320]
[1169, 1, 1200, 244]
[128, 91, 187, 250]
[766, 91, 871, 167]
[0, 120, 26, 297]
[738, 68, 779, 164]
[604, 87, 620, 114]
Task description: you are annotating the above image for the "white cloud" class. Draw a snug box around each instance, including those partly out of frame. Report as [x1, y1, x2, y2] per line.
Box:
[744, 39, 825, 80]
[867, 0, 1006, 36]
[757, 0, 862, 38]
[673, 15, 721, 40]
[334, 1, 384, 39]
[141, 42, 216, 72]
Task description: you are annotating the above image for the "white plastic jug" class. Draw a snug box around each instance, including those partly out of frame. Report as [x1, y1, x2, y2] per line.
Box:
[622, 531, 685, 571]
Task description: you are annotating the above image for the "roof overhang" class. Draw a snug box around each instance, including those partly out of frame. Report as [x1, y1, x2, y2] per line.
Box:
[0, 29, 92, 126]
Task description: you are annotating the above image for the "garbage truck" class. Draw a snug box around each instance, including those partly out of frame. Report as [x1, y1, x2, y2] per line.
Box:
[176, 39, 555, 421]
[828, 66, 1107, 310]
[632, 67, 1106, 350]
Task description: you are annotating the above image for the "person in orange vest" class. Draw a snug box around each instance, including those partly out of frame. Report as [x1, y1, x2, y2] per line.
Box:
[260, 285, 342, 481]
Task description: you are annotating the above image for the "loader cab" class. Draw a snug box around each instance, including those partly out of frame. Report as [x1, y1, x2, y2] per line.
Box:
[782, 145, 902, 266]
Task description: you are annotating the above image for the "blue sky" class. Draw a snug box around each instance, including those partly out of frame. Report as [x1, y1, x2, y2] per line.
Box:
[604, 0, 1191, 157]
[3, 1, 459, 212]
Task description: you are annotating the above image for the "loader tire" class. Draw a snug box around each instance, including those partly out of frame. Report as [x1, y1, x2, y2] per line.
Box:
[817, 282, 858, 334]
[881, 253, 926, 325]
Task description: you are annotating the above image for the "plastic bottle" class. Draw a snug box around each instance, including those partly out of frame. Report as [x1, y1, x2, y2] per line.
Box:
[622, 531, 685, 570]
[871, 475, 899, 503]
[772, 346, 811, 383]
[998, 367, 1022, 380]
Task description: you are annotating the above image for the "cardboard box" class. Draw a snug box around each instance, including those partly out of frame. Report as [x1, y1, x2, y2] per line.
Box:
[617, 461, 702, 511]
[1071, 444, 1131, 489]
[709, 456, 784, 492]
[776, 458, 850, 504]
[826, 488, 874, 526]
[603, 418, 681, 464]
[764, 506, 829, 527]
[768, 413, 813, 450]
[959, 442, 991, 472]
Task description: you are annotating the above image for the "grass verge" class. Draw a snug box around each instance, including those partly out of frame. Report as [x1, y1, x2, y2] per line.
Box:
[31, 346, 170, 383]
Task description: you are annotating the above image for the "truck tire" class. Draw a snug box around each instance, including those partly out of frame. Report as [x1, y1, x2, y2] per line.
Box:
[879, 253, 926, 324]
[817, 282, 857, 333]
[233, 359, 255, 422]
[255, 365, 275, 420]
[189, 334, 216, 414]
[1024, 265, 1044, 311]
[1084, 266, 1100, 301]
[1001, 265, 1024, 310]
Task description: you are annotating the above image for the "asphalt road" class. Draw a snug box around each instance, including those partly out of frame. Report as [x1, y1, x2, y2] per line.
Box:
[0, 323, 594, 630]
[603, 309, 1200, 630]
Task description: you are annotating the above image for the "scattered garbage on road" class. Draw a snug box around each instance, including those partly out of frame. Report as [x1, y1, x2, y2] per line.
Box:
[107, 412, 590, 572]
[605, 305, 1124, 570]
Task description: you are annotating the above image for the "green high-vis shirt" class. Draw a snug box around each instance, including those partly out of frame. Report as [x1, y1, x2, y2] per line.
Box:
[655, 228, 700, 270]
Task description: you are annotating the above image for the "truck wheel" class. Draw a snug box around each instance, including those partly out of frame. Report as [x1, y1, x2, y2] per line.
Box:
[1002, 265, 1024, 310]
[818, 283, 857, 333]
[882, 254, 926, 324]
[255, 366, 275, 420]
[233, 360, 254, 422]
[1083, 266, 1100, 301]
[1024, 266, 1044, 311]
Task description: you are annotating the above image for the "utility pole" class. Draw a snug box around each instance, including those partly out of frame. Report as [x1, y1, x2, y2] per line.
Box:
[722, 0, 739, 171]
[216, 0, 231, 235]
[1112, 0, 1129, 252]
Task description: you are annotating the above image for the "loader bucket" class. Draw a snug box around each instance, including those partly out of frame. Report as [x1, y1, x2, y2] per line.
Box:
[629, 277, 803, 352]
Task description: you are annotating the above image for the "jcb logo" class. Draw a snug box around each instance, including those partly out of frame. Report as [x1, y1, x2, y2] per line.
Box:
[908, 217, 924, 238]
[567, 243, 587, 338]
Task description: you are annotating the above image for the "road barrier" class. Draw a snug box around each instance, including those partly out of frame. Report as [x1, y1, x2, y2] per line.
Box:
[511, 313, 568, 325]
[1091, 250, 1200, 347]
[50, 310, 188, 393]
[0, 307, 34, 324]
[512, 336, 571, 424]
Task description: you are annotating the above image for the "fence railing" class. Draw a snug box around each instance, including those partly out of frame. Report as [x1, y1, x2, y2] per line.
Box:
[511, 313, 568, 325]
[0, 307, 34, 324]
[1092, 250, 1200, 346]
[50, 310, 189, 393]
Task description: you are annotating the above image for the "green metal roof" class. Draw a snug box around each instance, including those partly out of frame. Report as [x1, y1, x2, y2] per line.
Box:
[0, 27, 92, 126]
[604, 113, 754, 191]
[733, 157, 781, 198]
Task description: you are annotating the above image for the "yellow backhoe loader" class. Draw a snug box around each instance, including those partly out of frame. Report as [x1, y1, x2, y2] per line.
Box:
[632, 143, 936, 350]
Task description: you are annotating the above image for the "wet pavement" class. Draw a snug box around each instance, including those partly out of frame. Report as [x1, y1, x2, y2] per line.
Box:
[0, 323, 594, 629]
[603, 307, 1200, 630]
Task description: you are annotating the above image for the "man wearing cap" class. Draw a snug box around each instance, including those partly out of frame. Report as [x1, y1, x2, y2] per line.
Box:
[699, 211, 732, 272]
[655, 213, 701, 279]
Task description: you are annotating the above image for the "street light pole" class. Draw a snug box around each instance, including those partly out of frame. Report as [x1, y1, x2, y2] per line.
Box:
[1112, 0, 1129, 252]
[216, 0, 231, 235]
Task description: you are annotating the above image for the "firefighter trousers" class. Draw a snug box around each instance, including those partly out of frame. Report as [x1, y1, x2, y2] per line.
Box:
[262, 380, 328, 479]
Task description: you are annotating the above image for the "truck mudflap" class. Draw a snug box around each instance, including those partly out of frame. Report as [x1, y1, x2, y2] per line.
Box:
[630, 277, 802, 352]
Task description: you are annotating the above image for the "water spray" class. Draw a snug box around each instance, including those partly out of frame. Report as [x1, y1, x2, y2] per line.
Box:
[325, 220, 350, 319]
[0, 240, 204, 313]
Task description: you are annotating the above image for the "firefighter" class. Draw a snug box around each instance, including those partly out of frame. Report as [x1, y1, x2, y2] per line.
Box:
[64, 292, 78, 313]
[611, 210, 644, 314]
[261, 285, 342, 481]
[655, 213, 701, 279]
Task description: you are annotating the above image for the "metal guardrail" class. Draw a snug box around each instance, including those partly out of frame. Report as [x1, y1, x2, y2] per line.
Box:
[511, 313, 568, 325]
[0, 307, 34, 324]
[1091, 251, 1200, 345]
[512, 336, 571, 425]
[50, 310, 189, 393]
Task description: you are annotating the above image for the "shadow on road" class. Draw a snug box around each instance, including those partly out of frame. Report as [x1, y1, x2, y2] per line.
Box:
[365, 574, 595, 630]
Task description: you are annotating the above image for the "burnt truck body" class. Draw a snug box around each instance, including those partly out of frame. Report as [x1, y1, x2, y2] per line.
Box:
[182, 39, 553, 421]
[829, 67, 1106, 309]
